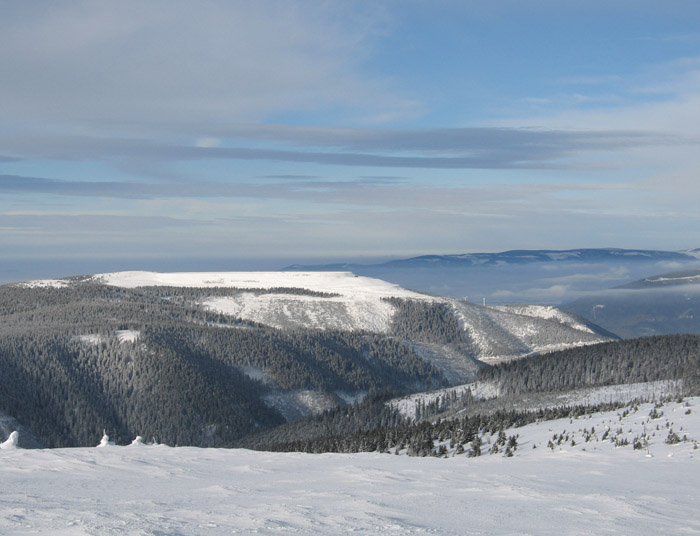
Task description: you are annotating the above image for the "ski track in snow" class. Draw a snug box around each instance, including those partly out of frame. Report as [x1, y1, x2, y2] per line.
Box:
[2, 398, 700, 535]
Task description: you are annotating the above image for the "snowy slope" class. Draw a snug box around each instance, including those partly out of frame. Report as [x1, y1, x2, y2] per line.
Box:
[451, 300, 609, 362]
[1, 397, 699, 535]
[92, 270, 434, 333]
[91, 270, 427, 298]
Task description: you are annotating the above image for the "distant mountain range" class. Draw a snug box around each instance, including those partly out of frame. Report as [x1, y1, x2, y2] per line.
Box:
[287, 248, 700, 271]
[285, 248, 700, 305]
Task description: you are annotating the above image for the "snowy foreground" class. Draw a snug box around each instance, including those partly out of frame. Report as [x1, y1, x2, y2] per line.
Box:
[2, 400, 700, 535]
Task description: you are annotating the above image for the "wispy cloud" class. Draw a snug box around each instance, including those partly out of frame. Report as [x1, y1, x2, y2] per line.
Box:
[0, 1, 403, 126]
[0, 126, 684, 171]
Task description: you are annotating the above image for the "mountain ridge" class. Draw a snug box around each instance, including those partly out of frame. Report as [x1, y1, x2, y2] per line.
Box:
[0, 270, 613, 447]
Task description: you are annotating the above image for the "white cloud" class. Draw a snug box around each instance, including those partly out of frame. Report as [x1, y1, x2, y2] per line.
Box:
[0, 1, 403, 127]
[194, 138, 221, 148]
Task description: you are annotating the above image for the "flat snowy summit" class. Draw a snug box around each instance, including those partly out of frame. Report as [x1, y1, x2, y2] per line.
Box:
[91, 270, 429, 298]
[87, 271, 432, 333]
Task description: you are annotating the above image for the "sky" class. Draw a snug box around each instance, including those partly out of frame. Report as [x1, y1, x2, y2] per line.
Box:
[2, 0, 700, 280]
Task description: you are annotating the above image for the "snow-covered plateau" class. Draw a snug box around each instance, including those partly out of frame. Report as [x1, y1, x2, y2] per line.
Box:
[94, 270, 435, 333]
[90, 270, 429, 299]
[2, 398, 699, 535]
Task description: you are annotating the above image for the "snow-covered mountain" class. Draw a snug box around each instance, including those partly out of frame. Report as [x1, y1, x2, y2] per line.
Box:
[88, 270, 612, 366]
[286, 248, 698, 270]
[1, 270, 613, 447]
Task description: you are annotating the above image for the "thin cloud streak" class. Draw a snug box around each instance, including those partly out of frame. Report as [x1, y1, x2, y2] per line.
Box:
[0, 127, 685, 171]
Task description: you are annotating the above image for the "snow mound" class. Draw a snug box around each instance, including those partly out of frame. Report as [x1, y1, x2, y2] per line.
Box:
[97, 432, 115, 448]
[0, 431, 19, 450]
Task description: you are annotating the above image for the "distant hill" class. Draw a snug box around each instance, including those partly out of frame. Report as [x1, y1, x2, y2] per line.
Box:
[0, 271, 611, 447]
[285, 248, 700, 304]
[563, 268, 700, 338]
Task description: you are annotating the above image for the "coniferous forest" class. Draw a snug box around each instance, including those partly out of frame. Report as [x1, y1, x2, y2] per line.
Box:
[1, 279, 699, 449]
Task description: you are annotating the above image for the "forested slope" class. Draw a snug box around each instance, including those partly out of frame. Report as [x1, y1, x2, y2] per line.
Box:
[0, 282, 445, 447]
[0, 272, 617, 448]
[240, 334, 700, 452]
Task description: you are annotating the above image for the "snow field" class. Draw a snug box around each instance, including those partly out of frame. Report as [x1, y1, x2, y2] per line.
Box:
[74, 330, 140, 346]
[387, 381, 499, 419]
[1, 399, 699, 535]
[91, 271, 430, 299]
[203, 293, 397, 332]
[90, 270, 435, 333]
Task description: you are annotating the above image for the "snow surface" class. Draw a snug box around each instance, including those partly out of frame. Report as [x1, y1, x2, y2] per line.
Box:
[0, 431, 18, 450]
[94, 271, 433, 333]
[388, 380, 683, 420]
[387, 381, 499, 419]
[74, 334, 103, 345]
[92, 271, 428, 299]
[18, 278, 69, 288]
[203, 293, 398, 332]
[74, 330, 140, 346]
[491, 304, 595, 334]
[1, 398, 699, 535]
[114, 329, 140, 343]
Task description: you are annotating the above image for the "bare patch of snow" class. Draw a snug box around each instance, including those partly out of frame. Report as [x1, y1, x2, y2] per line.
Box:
[388, 381, 499, 419]
[335, 391, 368, 405]
[241, 366, 270, 383]
[74, 334, 104, 345]
[115, 329, 140, 344]
[492, 304, 595, 334]
[19, 279, 69, 288]
[203, 293, 396, 332]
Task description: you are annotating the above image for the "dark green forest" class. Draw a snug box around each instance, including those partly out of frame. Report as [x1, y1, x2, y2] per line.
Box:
[2, 280, 698, 450]
[241, 334, 700, 453]
[0, 283, 446, 447]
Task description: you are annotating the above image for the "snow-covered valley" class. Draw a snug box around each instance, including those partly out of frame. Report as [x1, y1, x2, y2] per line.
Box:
[2, 397, 699, 535]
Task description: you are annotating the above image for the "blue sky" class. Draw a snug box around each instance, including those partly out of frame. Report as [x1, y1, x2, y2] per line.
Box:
[2, 1, 700, 280]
